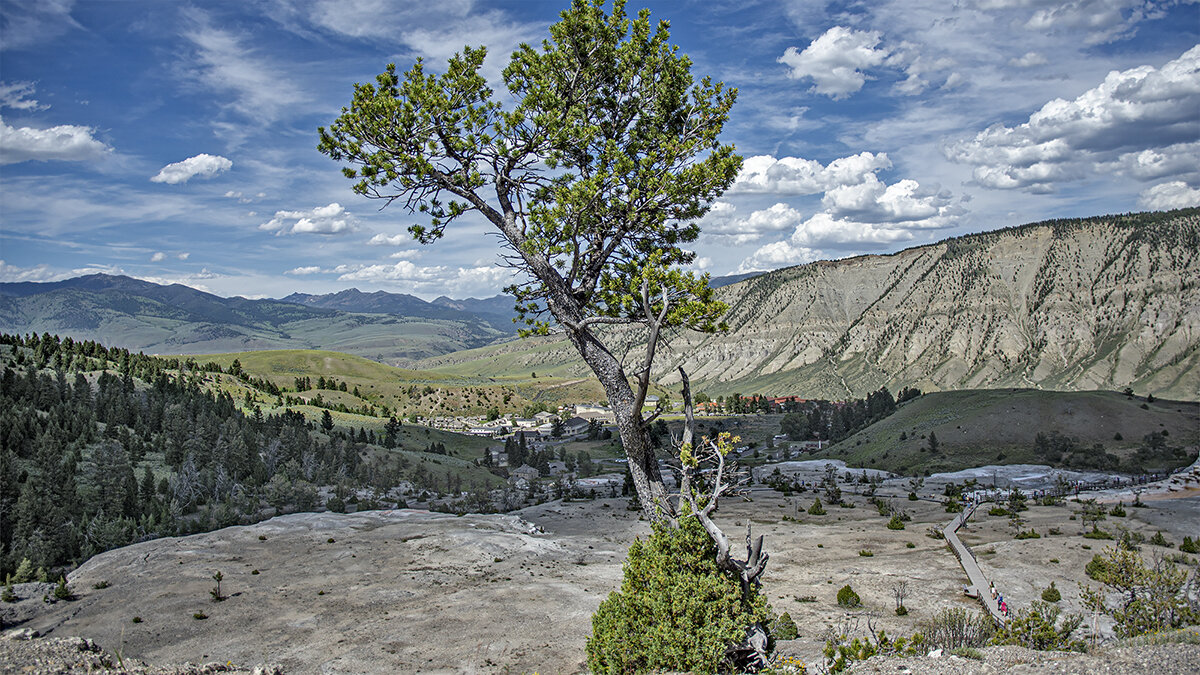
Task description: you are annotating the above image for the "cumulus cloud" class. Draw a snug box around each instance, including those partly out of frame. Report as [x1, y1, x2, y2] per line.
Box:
[702, 202, 803, 244]
[0, 116, 109, 164]
[333, 260, 512, 296]
[778, 26, 889, 99]
[732, 152, 892, 195]
[944, 45, 1200, 192]
[0, 259, 59, 282]
[259, 203, 356, 236]
[367, 233, 411, 246]
[737, 240, 825, 273]
[735, 172, 962, 273]
[1138, 181, 1200, 210]
[178, 252, 190, 260]
[150, 153, 232, 184]
[822, 175, 955, 225]
[150, 251, 167, 262]
[285, 266, 323, 275]
[0, 81, 47, 110]
[1115, 141, 1200, 182]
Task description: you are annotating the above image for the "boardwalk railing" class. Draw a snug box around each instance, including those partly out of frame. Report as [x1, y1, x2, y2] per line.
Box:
[942, 502, 1006, 626]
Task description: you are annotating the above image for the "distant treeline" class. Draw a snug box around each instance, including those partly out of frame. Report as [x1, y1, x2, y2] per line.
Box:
[0, 332, 419, 580]
[779, 387, 912, 445]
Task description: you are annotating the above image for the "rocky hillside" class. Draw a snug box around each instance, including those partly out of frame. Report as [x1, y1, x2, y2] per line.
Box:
[664, 208, 1199, 398]
[413, 209, 1200, 399]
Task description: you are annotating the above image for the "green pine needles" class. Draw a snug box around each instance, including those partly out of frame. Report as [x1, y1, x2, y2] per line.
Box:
[586, 516, 771, 674]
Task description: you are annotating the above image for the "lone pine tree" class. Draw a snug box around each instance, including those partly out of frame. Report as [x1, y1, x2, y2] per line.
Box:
[319, 0, 738, 524]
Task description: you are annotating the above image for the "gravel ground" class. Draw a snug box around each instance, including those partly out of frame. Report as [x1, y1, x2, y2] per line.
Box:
[0, 632, 283, 674]
[845, 643, 1200, 675]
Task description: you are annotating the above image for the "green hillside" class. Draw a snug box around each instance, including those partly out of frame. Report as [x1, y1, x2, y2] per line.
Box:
[189, 348, 614, 418]
[806, 388, 1200, 475]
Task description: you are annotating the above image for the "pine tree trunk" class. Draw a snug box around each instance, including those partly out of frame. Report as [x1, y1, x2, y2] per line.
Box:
[564, 326, 675, 523]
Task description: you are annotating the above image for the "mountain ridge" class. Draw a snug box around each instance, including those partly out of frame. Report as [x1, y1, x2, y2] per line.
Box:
[408, 208, 1200, 400]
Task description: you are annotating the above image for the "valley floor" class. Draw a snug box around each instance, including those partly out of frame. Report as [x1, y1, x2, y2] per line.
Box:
[3, 469, 1199, 673]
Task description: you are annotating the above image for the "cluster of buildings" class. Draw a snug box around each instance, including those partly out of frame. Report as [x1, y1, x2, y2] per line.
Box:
[415, 405, 611, 439]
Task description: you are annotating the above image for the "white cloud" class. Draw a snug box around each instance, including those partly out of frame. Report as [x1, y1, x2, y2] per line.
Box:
[822, 175, 955, 225]
[702, 202, 804, 244]
[732, 152, 892, 195]
[0, 116, 109, 164]
[0, 0, 79, 51]
[178, 252, 190, 260]
[337, 260, 440, 283]
[0, 81, 47, 110]
[180, 10, 307, 124]
[285, 266, 323, 275]
[328, 259, 512, 296]
[150, 251, 167, 262]
[0, 259, 59, 282]
[1115, 141, 1200, 182]
[1138, 181, 1200, 210]
[1024, 0, 1161, 46]
[259, 203, 357, 236]
[367, 233, 412, 246]
[778, 26, 889, 99]
[737, 240, 825, 273]
[150, 153, 232, 184]
[945, 45, 1200, 192]
[736, 172, 963, 273]
[1009, 51, 1048, 68]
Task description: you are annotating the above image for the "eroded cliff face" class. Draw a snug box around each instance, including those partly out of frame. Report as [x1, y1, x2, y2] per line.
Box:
[658, 210, 1199, 399]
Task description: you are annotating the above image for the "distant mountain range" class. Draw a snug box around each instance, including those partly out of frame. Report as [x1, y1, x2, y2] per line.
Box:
[3, 209, 1197, 399]
[410, 208, 1200, 400]
[277, 288, 518, 324]
[0, 275, 516, 361]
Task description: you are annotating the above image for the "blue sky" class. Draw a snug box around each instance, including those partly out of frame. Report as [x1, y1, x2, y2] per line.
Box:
[1, 0, 1198, 299]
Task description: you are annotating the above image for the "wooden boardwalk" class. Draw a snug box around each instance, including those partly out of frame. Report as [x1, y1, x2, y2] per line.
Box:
[942, 502, 1006, 625]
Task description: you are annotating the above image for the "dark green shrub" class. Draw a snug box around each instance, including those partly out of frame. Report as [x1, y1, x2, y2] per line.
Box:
[1149, 531, 1172, 548]
[1041, 582, 1061, 602]
[586, 516, 772, 674]
[1085, 553, 1109, 580]
[949, 647, 983, 660]
[887, 514, 905, 530]
[808, 498, 826, 515]
[836, 584, 861, 608]
[1015, 529, 1041, 540]
[991, 601, 1084, 651]
[2, 582, 16, 603]
[131, 616, 142, 623]
[1180, 537, 1199, 554]
[210, 571, 225, 602]
[895, 605, 908, 616]
[53, 576, 73, 601]
[1083, 527, 1113, 540]
[905, 542, 916, 549]
[93, 580, 111, 590]
[772, 612, 799, 640]
[1110, 503, 1126, 517]
[858, 549, 874, 557]
[193, 612, 208, 620]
